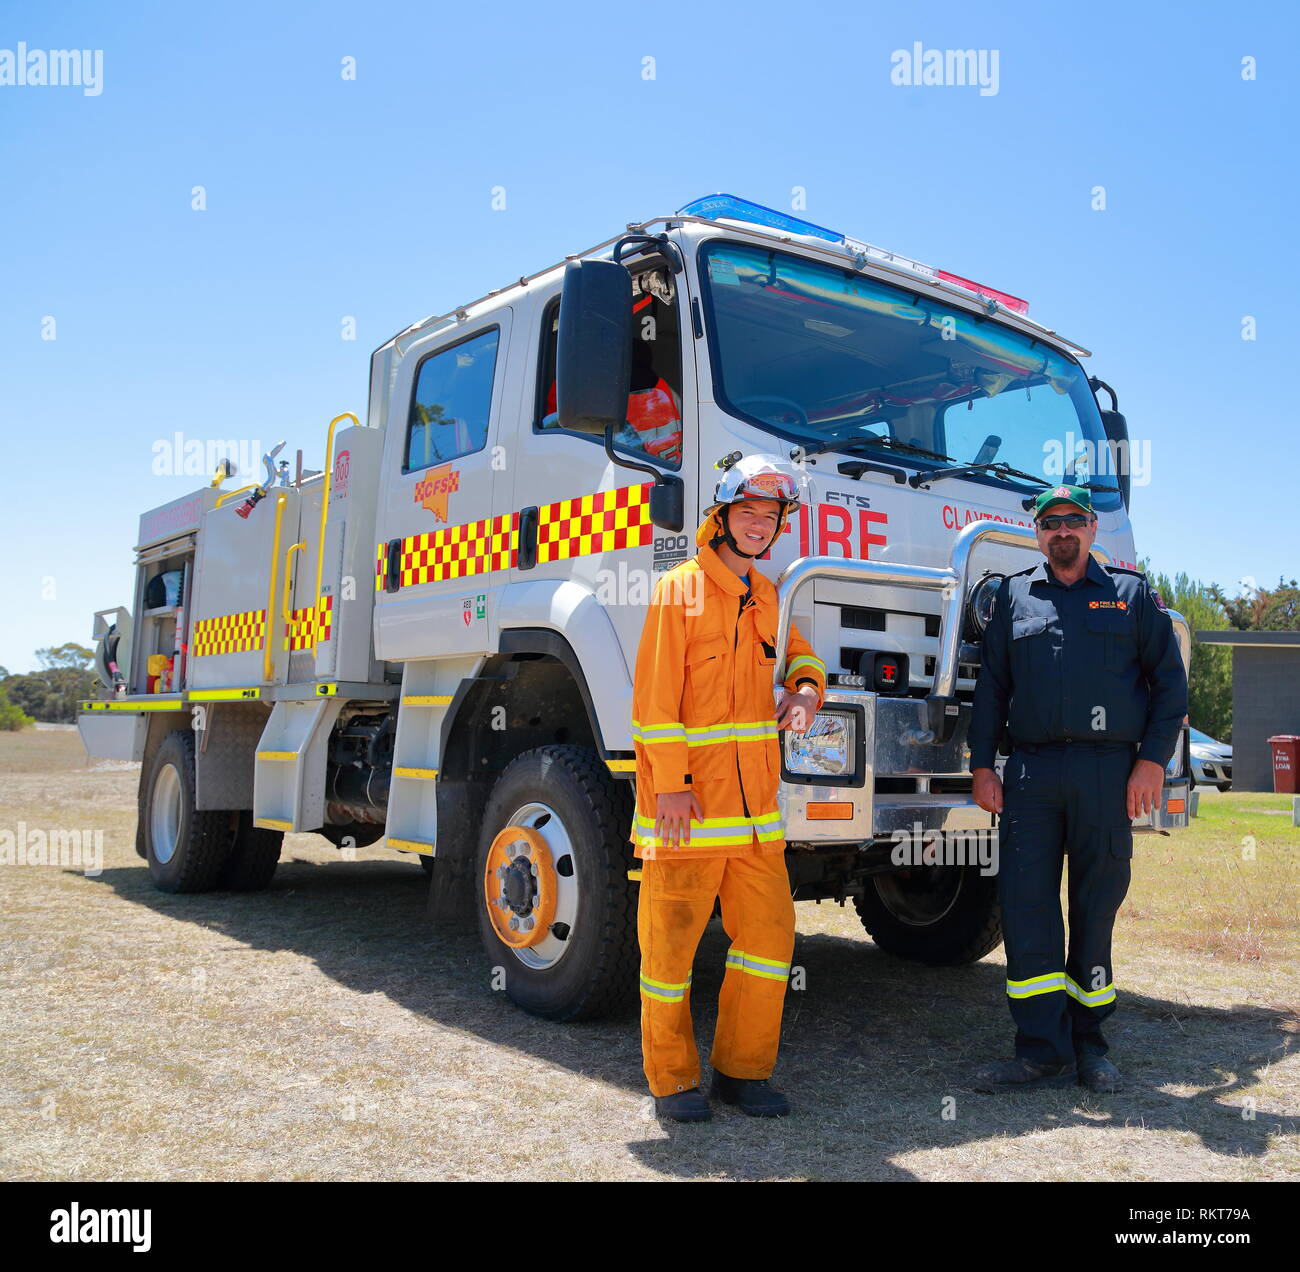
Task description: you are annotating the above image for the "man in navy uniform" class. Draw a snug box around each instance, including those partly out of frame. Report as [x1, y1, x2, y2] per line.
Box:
[969, 484, 1187, 1093]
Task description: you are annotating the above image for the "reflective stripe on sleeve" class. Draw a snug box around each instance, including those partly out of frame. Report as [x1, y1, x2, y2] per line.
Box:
[631, 720, 687, 745]
[786, 654, 826, 680]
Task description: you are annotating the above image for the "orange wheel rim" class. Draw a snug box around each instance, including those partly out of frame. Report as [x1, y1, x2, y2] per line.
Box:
[483, 826, 557, 948]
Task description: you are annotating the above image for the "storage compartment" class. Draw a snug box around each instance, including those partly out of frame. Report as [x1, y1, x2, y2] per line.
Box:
[132, 540, 196, 694]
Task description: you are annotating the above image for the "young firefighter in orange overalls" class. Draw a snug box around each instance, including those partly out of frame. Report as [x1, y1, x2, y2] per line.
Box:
[630, 454, 827, 1122]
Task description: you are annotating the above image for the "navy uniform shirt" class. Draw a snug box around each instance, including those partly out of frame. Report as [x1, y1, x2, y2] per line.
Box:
[969, 556, 1188, 771]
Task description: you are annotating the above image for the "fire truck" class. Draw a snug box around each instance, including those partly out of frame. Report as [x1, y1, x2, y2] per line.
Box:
[78, 194, 1192, 1021]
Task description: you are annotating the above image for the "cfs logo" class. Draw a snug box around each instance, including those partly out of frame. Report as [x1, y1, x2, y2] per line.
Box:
[413, 463, 461, 523]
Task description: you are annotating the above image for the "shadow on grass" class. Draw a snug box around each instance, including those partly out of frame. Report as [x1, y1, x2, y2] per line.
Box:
[87, 857, 1298, 1182]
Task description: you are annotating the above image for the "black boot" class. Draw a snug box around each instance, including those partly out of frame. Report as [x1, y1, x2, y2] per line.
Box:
[653, 1090, 712, 1122]
[711, 1068, 790, 1117]
[971, 1057, 1077, 1093]
[1077, 1055, 1123, 1093]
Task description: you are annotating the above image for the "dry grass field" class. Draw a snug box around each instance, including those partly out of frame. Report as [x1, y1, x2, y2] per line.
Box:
[1, 726, 1296, 1181]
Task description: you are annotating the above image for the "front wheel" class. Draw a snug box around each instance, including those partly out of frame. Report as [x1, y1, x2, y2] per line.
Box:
[475, 745, 637, 1021]
[854, 863, 1001, 965]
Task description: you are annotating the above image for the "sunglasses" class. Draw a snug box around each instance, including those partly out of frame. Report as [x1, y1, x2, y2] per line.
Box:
[1036, 514, 1092, 531]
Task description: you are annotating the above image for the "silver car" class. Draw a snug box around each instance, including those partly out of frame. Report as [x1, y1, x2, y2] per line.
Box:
[1189, 727, 1232, 791]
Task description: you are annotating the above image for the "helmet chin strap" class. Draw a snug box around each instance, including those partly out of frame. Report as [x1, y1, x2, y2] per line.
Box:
[718, 504, 786, 559]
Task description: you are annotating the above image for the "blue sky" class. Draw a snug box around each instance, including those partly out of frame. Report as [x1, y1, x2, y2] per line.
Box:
[0, 0, 1293, 673]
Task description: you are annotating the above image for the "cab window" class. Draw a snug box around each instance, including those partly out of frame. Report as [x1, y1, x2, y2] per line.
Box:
[535, 268, 683, 469]
[404, 327, 499, 472]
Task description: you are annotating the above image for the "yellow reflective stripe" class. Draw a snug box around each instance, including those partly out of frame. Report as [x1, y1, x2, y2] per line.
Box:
[1006, 972, 1067, 999]
[402, 695, 453, 706]
[680, 720, 779, 747]
[728, 949, 789, 972]
[640, 970, 692, 1003]
[787, 654, 826, 677]
[640, 971, 693, 991]
[1064, 975, 1115, 1007]
[254, 817, 293, 831]
[725, 948, 791, 982]
[631, 810, 784, 850]
[633, 810, 782, 830]
[393, 766, 438, 780]
[189, 687, 262, 701]
[640, 986, 684, 1003]
[631, 720, 687, 744]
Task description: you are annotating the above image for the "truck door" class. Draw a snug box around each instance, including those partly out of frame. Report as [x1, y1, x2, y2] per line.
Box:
[373, 309, 517, 660]
[503, 264, 698, 744]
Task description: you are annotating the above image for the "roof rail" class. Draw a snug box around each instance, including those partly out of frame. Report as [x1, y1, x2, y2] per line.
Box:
[385, 213, 1089, 359]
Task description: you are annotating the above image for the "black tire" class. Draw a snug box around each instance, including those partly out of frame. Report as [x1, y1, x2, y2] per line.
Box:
[218, 811, 283, 891]
[475, 745, 637, 1021]
[317, 822, 386, 849]
[1216, 783, 1231, 793]
[854, 863, 1002, 965]
[142, 731, 235, 894]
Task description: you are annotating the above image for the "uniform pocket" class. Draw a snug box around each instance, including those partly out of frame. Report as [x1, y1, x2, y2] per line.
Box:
[684, 632, 729, 719]
[1108, 826, 1134, 858]
[1085, 609, 1136, 671]
[1012, 615, 1049, 640]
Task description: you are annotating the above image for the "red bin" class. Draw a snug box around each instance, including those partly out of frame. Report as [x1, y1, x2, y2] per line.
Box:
[1267, 735, 1300, 794]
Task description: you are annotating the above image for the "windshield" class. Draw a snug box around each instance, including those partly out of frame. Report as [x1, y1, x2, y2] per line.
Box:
[701, 241, 1120, 509]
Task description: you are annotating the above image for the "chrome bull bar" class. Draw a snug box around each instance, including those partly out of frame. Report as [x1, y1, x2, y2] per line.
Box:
[771, 520, 1193, 839]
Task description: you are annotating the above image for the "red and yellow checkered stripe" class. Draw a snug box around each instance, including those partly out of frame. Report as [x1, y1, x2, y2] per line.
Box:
[376, 512, 519, 591]
[375, 483, 654, 591]
[192, 608, 266, 658]
[283, 594, 334, 651]
[536, 482, 653, 562]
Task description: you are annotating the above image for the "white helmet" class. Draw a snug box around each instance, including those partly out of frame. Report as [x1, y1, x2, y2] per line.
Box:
[705, 452, 810, 514]
[698, 452, 811, 555]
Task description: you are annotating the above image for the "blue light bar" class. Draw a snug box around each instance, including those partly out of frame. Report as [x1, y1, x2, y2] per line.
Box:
[676, 194, 842, 243]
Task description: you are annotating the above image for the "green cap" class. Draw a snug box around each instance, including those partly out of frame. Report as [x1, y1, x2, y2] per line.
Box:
[1032, 484, 1093, 520]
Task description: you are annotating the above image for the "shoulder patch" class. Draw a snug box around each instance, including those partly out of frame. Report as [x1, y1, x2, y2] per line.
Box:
[1150, 589, 1168, 610]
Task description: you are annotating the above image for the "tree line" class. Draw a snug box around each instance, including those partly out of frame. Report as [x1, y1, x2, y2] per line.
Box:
[2, 576, 1297, 738]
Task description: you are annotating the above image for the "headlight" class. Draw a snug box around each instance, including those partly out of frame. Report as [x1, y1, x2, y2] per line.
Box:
[963, 572, 1004, 641]
[783, 710, 855, 778]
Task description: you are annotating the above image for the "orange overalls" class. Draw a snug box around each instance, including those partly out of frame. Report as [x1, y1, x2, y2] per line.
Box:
[629, 534, 826, 1098]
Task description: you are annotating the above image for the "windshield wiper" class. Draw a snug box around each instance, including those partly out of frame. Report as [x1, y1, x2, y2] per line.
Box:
[908, 461, 1051, 491]
[800, 434, 953, 464]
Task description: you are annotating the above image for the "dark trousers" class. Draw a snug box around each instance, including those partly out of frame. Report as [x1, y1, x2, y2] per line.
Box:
[997, 743, 1135, 1065]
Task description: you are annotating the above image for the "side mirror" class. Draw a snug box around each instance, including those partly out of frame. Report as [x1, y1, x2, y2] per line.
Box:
[1099, 408, 1131, 510]
[557, 260, 632, 436]
[649, 477, 684, 532]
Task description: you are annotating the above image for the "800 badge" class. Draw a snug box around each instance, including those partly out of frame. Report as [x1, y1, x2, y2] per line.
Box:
[652, 533, 690, 573]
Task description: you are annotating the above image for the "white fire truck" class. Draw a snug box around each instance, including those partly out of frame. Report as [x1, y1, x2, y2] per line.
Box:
[78, 194, 1192, 1020]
